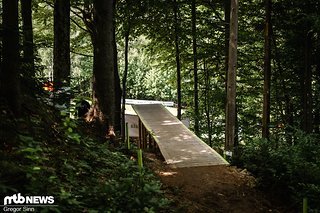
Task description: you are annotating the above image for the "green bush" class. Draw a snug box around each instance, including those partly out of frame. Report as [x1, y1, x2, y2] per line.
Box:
[0, 108, 170, 212]
[239, 130, 320, 211]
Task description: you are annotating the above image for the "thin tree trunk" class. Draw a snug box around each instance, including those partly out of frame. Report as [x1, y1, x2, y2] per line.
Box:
[1, 0, 21, 115]
[315, 55, 320, 134]
[114, 40, 122, 133]
[262, 0, 272, 139]
[192, 0, 199, 135]
[173, 0, 182, 120]
[225, 0, 238, 152]
[113, 0, 122, 133]
[0, 37, 2, 86]
[204, 58, 212, 147]
[272, 34, 293, 143]
[21, 0, 35, 76]
[121, 29, 130, 140]
[224, 0, 230, 92]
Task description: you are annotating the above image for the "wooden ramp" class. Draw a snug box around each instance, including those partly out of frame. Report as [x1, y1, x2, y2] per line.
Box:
[132, 104, 229, 168]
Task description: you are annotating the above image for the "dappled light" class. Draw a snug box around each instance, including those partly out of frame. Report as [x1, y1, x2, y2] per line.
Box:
[159, 171, 178, 177]
[133, 104, 228, 168]
[1, 0, 319, 211]
[161, 120, 181, 126]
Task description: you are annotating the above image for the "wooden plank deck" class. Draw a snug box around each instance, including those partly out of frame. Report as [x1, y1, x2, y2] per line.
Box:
[132, 104, 229, 168]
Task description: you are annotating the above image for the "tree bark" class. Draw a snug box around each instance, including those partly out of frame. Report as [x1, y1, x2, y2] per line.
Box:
[121, 29, 130, 140]
[21, 0, 35, 76]
[192, 0, 199, 135]
[225, 0, 238, 152]
[53, 0, 70, 106]
[1, 0, 21, 115]
[90, 0, 116, 133]
[272, 34, 293, 143]
[315, 53, 320, 134]
[113, 0, 122, 133]
[262, 0, 272, 139]
[204, 58, 212, 147]
[224, 0, 230, 92]
[173, 0, 182, 120]
[53, 0, 70, 88]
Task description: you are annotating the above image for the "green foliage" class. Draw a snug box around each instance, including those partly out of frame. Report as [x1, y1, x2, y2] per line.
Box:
[239, 131, 320, 211]
[0, 101, 169, 212]
[117, 36, 176, 101]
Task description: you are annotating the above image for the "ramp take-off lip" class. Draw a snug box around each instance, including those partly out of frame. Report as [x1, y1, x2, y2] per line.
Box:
[132, 104, 229, 168]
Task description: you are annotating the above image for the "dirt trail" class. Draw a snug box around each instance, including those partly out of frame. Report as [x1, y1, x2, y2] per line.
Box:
[145, 152, 284, 213]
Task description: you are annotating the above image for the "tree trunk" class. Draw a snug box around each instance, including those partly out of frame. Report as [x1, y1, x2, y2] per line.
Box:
[113, 1, 122, 133]
[204, 58, 212, 147]
[21, 0, 35, 76]
[192, 0, 199, 135]
[272, 34, 294, 143]
[225, 0, 238, 152]
[224, 0, 230, 92]
[315, 54, 320, 134]
[0, 37, 2, 84]
[121, 29, 130, 140]
[301, 31, 313, 133]
[1, 0, 21, 116]
[173, 0, 182, 120]
[262, 0, 272, 139]
[53, 0, 70, 104]
[89, 0, 116, 134]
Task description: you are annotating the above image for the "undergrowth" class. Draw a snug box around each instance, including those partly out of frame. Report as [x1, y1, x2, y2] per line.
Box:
[0, 95, 170, 212]
[238, 130, 320, 212]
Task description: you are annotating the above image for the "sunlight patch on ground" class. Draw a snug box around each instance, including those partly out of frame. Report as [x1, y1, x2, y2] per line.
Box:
[159, 171, 178, 176]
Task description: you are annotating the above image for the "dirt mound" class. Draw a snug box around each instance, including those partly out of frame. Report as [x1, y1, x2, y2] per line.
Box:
[145, 152, 285, 213]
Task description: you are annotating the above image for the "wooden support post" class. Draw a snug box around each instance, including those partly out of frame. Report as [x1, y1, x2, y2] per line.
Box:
[138, 119, 142, 149]
[125, 122, 130, 149]
[151, 136, 155, 151]
[141, 123, 144, 149]
[148, 133, 152, 149]
[142, 125, 147, 149]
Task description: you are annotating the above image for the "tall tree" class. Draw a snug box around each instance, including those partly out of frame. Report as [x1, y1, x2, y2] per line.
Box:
[224, 0, 230, 89]
[114, 44, 122, 133]
[89, 0, 117, 134]
[53, 0, 70, 94]
[262, 0, 272, 139]
[113, 1, 122, 133]
[121, 27, 129, 139]
[21, 0, 35, 76]
[173, 0, 182, 120]
[192, 0, 199, 135]
[0, 0, 21, 115]
[315, 50, 320, 133]
[121, 0, 132, 140]
[203, 58, 212, 146]
[225, 0, 238, 152]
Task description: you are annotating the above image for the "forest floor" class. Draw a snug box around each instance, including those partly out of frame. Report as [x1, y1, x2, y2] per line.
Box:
[144, 152, 290, 213]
